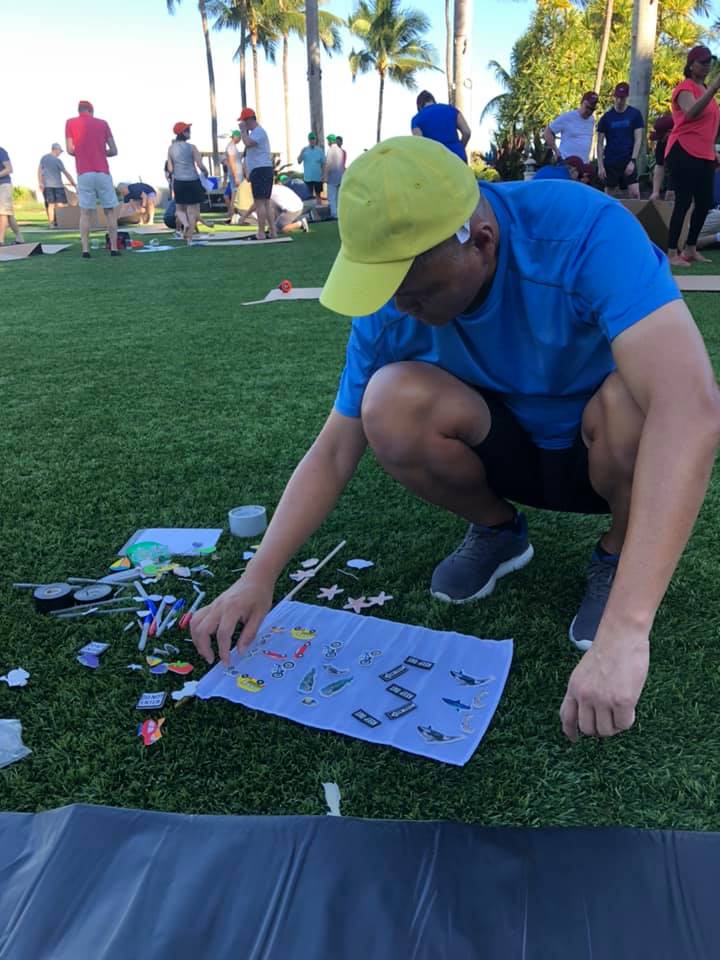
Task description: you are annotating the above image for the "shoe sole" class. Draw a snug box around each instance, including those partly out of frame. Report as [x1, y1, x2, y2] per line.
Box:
[431, 544, 535, 604]
[568, 617, 593, 653]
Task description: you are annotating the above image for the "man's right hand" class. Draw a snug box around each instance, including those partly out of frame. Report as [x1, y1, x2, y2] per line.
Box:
[597, 164, 606, 181]
[190, 572, 275, 666]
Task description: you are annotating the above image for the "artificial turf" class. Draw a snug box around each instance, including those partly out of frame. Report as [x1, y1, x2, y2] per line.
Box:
[1, 211, 719, 829]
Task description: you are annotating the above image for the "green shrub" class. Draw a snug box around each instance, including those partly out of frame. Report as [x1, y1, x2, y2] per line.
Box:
[471, 162, 501, 182]
[12, 186, 38, 203]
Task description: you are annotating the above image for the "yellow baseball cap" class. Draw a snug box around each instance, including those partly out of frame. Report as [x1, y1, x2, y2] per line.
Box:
[320, 136, 479, 317]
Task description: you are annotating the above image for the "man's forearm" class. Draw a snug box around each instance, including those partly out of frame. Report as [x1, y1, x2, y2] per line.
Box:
[248, 441, 364, 582]
[602, 410, 720, 632]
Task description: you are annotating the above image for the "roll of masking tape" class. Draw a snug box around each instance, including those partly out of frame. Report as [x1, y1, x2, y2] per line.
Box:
[228, 505, 267, 538]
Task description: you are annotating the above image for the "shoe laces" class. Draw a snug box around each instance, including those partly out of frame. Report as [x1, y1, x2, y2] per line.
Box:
[453, 524, 502, 560]
[585, 557, 616, 601]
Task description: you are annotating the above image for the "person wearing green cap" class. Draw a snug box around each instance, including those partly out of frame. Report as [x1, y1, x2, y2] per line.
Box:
[191, 136, 720, 748]
[224, 130, 243, 221]
[297, 133, 325, 200]
[323, 134, 345, 218]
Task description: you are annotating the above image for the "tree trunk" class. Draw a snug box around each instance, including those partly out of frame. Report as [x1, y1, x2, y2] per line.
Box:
[199, 0, 219, 172]
[251, 31, 261, 118]
[629, 0, 658, 165]
[453, 0, 472, 117]
[283, 33, 292, 164]
[445, 0, 453, 104]
[377, 71, 385, 142]
[240, 18, 247, 108]
[305, 0, 325, 146]
[593, 0, 614, 94]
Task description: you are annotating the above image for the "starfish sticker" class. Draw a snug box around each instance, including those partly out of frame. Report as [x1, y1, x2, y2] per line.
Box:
[367, 591, 393, 607]
[317, 584, 344, 601]
[343, 596, 370, 614]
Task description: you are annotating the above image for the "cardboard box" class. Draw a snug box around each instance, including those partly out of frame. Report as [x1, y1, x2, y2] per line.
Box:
[620, 199, 690, 252]
[54, 203, 142, 229]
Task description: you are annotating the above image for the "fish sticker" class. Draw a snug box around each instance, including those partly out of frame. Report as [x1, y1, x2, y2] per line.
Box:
[323, 664, 350, 676]
[417, 725, 466, 744]
[450, 669, 494, 687]
[137, 717, 165, 746]
[299, 667, 316, 694]
[320, 676, 354, 698]
[442, 697, 472, 712]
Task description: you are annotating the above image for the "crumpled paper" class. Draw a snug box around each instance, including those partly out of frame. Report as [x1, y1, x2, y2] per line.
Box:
[0, 719, 31, 769]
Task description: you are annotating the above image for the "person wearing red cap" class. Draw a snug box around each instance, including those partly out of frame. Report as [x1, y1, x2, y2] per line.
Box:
[665, 46, 720, 265]
[649, 113, 674, 201]
[543, 92, 599, 163]
[166, 122, 209, 245]
[65, 100, 120, 258]
[237, 108, 276, 240]
[597, 82, 644, 199]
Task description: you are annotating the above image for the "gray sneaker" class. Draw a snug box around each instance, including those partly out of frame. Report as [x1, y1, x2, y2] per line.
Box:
[430, 514, 534, 603]
[568, 550, 618, 652]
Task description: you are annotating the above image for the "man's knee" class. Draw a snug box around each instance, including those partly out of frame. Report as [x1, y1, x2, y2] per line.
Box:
[361, 362, 434, 463]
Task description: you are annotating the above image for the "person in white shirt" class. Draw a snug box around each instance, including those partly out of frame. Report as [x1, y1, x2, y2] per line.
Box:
[544, 92, 599, 162]
[237, 107, 276, 240]
[271, 181, 309, 234]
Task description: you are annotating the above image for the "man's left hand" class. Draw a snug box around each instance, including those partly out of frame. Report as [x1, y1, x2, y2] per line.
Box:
[624, 160, 636, 177]
[560, 627, 649, 741]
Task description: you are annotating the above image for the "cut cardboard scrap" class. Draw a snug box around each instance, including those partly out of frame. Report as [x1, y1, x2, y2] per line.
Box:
[347, 559, 374, 570]
[242, 286, 322, 306]
[675, 275, 720, 292]
[0, 720, 31, 768]
[0, 668, 30, 688]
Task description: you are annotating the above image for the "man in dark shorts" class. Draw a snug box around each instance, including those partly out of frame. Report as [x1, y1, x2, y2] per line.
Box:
[597, 82, 644, 198]
[238, 107, 276, 240]
[37, 143, 76, 226]
[191, 137, 720, 744]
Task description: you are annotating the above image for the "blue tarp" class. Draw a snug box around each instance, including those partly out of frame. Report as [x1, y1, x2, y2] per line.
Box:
[0, 804, 719, 959]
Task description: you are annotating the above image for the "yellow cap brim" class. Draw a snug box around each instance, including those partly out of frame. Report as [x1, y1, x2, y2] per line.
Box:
[320, 248, 414, 317]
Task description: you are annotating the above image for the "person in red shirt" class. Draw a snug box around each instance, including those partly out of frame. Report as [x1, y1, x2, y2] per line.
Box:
[665, 47, 720, 266]
[65, 100, 120, 259]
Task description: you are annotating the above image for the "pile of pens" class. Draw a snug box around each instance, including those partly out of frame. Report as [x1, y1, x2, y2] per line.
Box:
[13, 566, 208, 651]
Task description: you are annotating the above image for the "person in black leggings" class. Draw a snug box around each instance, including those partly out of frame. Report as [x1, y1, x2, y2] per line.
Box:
[666, 45, 720, 265]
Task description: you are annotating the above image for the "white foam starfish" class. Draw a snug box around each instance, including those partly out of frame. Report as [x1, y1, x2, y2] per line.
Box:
[367, 591, 393, 607]
[343, 596, 370, 614]
[317, 584, 344, 601]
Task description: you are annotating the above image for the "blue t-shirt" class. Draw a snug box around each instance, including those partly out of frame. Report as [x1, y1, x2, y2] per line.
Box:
[0, 147, 11, 184]
[411, 104, 467, 163]
[126, 182, 155, 200]
[597, 106, 644, 166]
[299, 145, 325, 183]
[533, 164, 570, 180]
[334, 181, 680, 450]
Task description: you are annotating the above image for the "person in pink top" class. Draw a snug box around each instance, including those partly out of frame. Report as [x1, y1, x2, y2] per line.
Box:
[65, 100, 120, 259]
[665, 46, 720, 266]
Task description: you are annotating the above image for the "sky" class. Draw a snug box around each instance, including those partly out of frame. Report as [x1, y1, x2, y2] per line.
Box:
[2, 0, 533, 189]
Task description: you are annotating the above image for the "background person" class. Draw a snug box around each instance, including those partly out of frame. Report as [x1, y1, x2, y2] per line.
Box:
[665, 45, 720, 266]
[270, 180, 309, 234]
[533, 155, 585, 180]
[166, 121, 208, 245]
[0, 145, 25, 245]
[411, 90, 471, 162]
[597, 82, 644, 199]
[297, 132, 325, 200]
[696, 149, 720, 249]
[65, 99, 119, 259]
[117, 181, 157, 224]
[544, 92, 599, 162]
[323, 134, 345, 219]
[224, 129, 242, 221]
[649, 113, 675, 200]
[237, 107, 275, 241]
[38, 143, 76, 227]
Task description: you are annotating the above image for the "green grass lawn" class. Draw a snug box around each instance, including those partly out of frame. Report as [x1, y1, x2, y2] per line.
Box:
[1, 218, 720, 829]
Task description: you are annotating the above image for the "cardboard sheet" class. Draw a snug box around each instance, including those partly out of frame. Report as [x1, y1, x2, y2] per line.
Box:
[243, 287, 323, 305]
[675, 274, 720, 292]
[192, 236, 292, 247]
[0, 243, 72, 261]
[197, 599, 513, 766]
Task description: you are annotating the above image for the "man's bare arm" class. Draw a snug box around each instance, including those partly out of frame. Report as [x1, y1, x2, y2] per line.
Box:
[603, 300, 720, 632]
[543, 125, 559, 156]
[456, 110, 471, 146]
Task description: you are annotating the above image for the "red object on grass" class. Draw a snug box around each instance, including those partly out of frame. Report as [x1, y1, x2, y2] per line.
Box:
[279, 279, 292, 294]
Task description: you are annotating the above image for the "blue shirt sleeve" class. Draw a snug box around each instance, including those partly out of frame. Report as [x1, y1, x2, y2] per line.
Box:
[0, 147, 9, 165]
[631, 108, 645, 130]
[334, 310, 397, 418]
[572, 201, 681, 342]
[597, 114, 608, 134]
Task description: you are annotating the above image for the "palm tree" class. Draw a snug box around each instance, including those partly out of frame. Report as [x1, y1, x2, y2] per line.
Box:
[445, 0, 453, 103]
[166, 0, 220, 169]
[479, 60, 512, 125]
[453, 0, 471, 116]
[347, 0, 438, 143]
[305, 0, 325, 148]
[210, 0, 249, 106]
[211, 1, 281, 119]
[268, 1, 343, 162]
